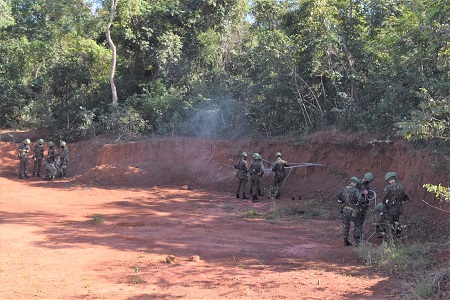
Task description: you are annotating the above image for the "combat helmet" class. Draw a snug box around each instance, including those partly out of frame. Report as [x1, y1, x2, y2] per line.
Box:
[363, 172, 374, 182]
[275, 152, 282, 157]
[253, 153, 262, 160]
[37, 139, 44, 144]
[374, 202, 386, 212]
[384, 172, 397, 181]
[349, 176, 360, 184]
[23, 139, 30, 145]
[60, 141, 66, 147]
[241, 151, 248, 157]
[48, 141, 54, 147]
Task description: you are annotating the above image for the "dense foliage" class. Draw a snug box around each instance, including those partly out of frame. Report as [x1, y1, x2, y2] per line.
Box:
[0, 0, 449, 141]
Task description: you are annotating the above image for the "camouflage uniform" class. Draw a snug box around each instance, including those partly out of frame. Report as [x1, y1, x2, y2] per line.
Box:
[271, 155, 288, 199]
[32, 142, 44, 177]
[234, 154, 249, 199]
[47, 145, 58, 163]
[17, 142, 30, 179]
[337, 179, 365, 246]
[358, 181, 373, 227]
[44, 158, 58, 180]
[249, 155, 264, 202]
[59, 145, 69, 178]
[381, 180, 407, 238]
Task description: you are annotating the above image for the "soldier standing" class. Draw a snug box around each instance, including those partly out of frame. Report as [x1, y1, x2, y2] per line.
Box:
[32, 139, 44, 177]
[358, 172, 375, 227]
[17, 139, 31, 179]
[47, 141, 58, 163]
[59, 141, 69, 178]
[234, 152, 249, 199]
[337, 176, 365, 246]
[381, 172, 409, 238]
[271, 152, 288, 199]
[249, 153, 264, 202]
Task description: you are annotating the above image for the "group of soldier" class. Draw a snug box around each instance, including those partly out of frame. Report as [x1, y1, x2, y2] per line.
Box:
[17, 138, 70, 180]
[337, 171, 409, 246]
[234, 150, 409, 246]
[234, 151, 289, 202]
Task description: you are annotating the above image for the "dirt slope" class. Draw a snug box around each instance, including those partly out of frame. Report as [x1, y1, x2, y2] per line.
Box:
[0, 130, 449, 299]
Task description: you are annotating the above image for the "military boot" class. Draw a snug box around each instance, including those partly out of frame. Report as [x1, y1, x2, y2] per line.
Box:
[252, 195, 260, 202]
[32, 172, 35, 178]
[242, 193, 249, 200]
[344, 239, 352, 246]
[236, 193, 240, 199]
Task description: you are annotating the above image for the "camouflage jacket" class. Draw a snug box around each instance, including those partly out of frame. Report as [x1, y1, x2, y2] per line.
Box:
[272, 158, 288, 176]
[249, 160, 264, 177]
[337, 185, 365, 209]
[60, 147, 69, 163]
[47, 147, 58, 162]
[33, 144, 44, 159]
[358, 181, 374, 207]
[17, 144, 30, 159]
[382, 182, 406, 208]
[234, 159, 249, 179]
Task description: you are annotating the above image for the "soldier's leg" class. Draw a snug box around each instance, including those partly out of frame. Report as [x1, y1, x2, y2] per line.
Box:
[19, 160, 24, 179]
[354, 218, 363, 246]
[242, 177, 249, 199]
[342, 209, 352, 246]
[24, 159, 29, 178]
[236, 178, 242, 198]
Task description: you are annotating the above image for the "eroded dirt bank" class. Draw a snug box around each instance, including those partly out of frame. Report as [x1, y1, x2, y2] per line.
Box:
[0, 130, 449, 299]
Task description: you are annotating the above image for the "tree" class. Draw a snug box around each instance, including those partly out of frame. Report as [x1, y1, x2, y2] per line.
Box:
[106, 0, 119, 106]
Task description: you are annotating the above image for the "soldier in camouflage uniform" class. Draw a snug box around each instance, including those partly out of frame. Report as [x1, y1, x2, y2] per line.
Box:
[59, 141, 69, 178]
[271, 152, 289, 199]
[44, 157, 58, 180]
[358, 172, 375, 227]
[249, 153, 264, 202]
[32, 139, 44, 177]
[47, 141, 58, 163]
[234, 152, 249, 199]
[380, 172, 409, 238]
[337, 176, 365, 246]
[17, 139, 31, 179]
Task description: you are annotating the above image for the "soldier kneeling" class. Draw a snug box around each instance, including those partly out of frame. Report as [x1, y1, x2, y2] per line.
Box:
[44, 158, 58, 180]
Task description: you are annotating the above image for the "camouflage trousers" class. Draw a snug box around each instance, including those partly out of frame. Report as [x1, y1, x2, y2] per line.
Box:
[19, 158, 29, 178]
[59, 161, 69, 178]
[33, 158, 43, 177]
[342, 207, 363, 244]
[271, 173, 286, 198]
[250, 176, 262, 196]
[236, 175, 248, 197]
[377, 210, 402, 239]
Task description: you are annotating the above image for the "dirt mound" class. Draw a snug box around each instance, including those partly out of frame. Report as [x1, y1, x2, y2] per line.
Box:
[1, 130, 449, 226]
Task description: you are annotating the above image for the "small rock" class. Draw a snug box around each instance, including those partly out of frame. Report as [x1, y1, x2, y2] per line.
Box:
[165, 255, 176, 264]
[189, 255, 200, 262]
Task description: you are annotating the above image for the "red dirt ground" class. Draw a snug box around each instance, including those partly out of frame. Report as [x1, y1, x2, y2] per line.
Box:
[0, 130, 449, 299]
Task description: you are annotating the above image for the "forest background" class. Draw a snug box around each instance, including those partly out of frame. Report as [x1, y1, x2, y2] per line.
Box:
[1, 0, 449, 143]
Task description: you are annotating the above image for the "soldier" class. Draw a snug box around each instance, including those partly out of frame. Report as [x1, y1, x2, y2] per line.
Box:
[17, 139, 31, 179]
[337, 176, 365, 246]
[47, 141, 58, 163]
[380, 172, 409, 239]
[358, 172, 375, 227]
[249, 153, 264, 202]
[59, 141, 69, 178]
[271, 152, 288, 199]
[44, 157, 58, 180]
[32, 139, 44, 177]
[234, 152, 249, 199]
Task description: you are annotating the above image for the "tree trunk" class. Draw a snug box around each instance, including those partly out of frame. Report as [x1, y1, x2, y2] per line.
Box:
[106, 0, 119, 106]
